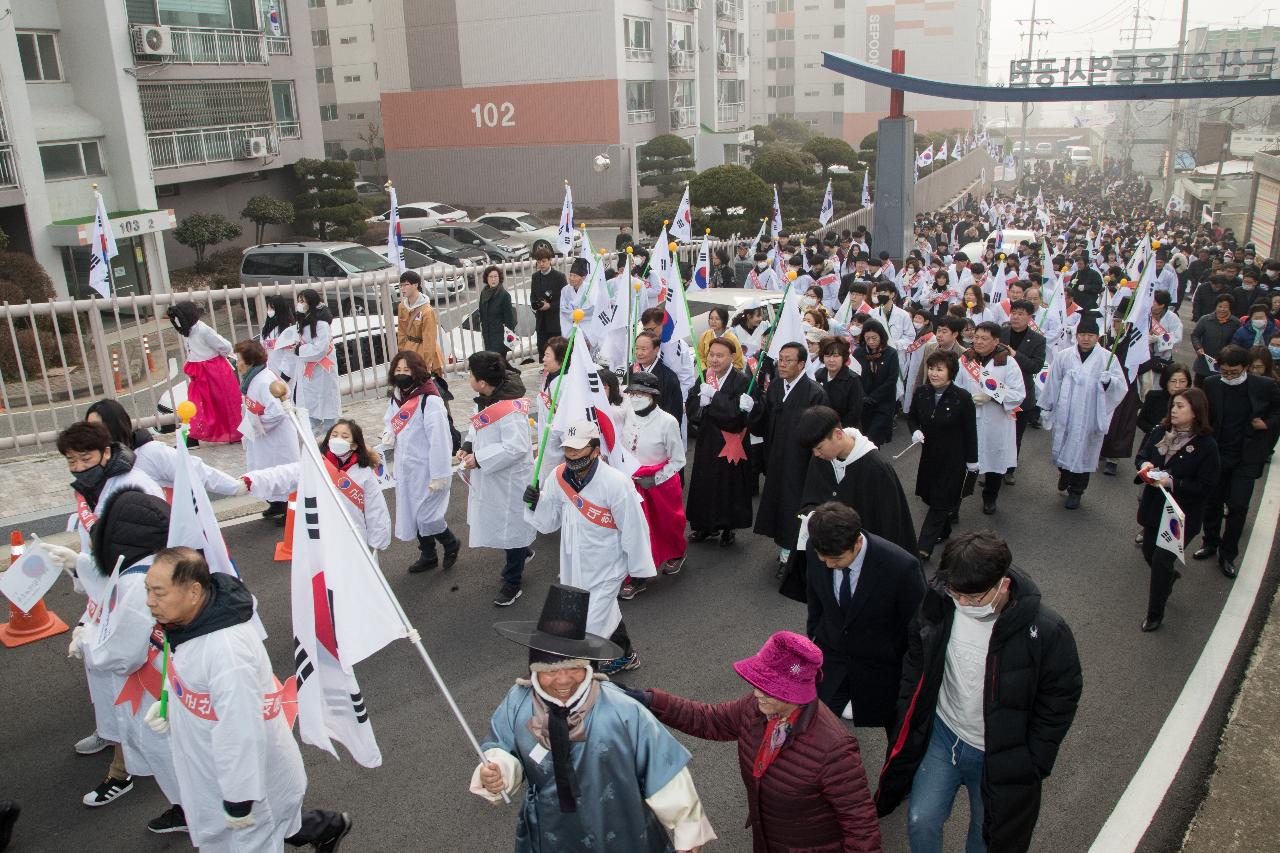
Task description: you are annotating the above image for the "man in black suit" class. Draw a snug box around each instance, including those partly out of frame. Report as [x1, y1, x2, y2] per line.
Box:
[1000, 298, 1047, 483]
[1066, 255, 1104, 311]
[529, 246, 566, 357]
[805, 502, 926, 738]
[630, 331, 684, 427]
[1196, 345, 1280, 577]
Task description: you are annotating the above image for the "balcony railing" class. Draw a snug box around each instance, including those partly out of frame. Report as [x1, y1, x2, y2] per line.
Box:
[277, 121, 301, 140]
[625, 46, 653, 62]
[266, 36, 291, 55]
[627, 109, 656, 125]
[666, 0, 695, 12]
[0, 146, 17, 189]
[670, 106, 697, 129]
[167, 27, 267, 64]
[668, 49, 694, 72]
[147, 122, 284, 169]
[716, 102, 744, 130]
[717, 52, 742, 71]
[716, 0, 742, 20]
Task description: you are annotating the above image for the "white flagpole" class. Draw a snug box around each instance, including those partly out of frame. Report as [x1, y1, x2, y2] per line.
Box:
[271, 381, 509, 802]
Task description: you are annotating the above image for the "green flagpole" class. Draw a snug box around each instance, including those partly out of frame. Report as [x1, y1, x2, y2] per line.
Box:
[159, 637, 170, 720]
[529, 322, 582, 493]
[746, 272, 797, 394]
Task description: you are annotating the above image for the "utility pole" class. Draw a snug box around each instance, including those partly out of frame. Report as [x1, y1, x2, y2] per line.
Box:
[1016, 0, 1053, 189]
[1208, 107, 1236, 216]
[1118, 2, 1153, 174]
[1161, 0, 1191, 206]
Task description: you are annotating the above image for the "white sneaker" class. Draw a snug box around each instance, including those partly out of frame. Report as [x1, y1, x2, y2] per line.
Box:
[74, 732, 111, 755]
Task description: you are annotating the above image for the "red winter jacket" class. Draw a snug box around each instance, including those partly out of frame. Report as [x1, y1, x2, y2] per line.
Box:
[648, 689, 882, 853]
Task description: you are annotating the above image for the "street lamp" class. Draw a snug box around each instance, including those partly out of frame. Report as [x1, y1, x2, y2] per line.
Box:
[592, 144, 641, 242]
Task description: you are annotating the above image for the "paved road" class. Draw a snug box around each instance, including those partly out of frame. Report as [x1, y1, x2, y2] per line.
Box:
[3, 411, 1276, 852]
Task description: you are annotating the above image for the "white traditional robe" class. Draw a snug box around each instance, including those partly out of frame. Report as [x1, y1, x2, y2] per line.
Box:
[526, 460, 655, 638]
[293, 320, 340, 421]
[82, 560, 181, 804]
[1148, 307, 1183, 361]
[245, 460, 392, 550]
[955, 352, 1026, 474]
[870, 303, 915, 351]
[239, 367, 299, 502]
[263, 325, 298, 381]
[167, 621, 306, 851]
[618, 405, 685, 484]
[730, 322, 769, 361]
[385, 393, 453, 539]
[463, 398, 536, 550]
[134, 439, 241, 496]
[899, 332, 935, 414]
[1041, 344, 1128, 473]
[559, 283, 590, 339]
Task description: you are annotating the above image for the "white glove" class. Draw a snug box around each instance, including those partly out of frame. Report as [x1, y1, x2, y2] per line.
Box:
[738, 394, 755, 413]
[971, 392, 990, 406]
[1101, 375, 1112, 389]
[1147, 333, 1159, 344]
[911, 430, 925, 445]
[428, 477, 449, 493]
[224, 810, 256, 831]
[42, 543, 80, 572]
[67, 624, 86, 660]
[72, 574, 85, 595]
[966, 463, 979, 473]
[698, 382, 715, 405]
[144, 701, 169, 735]
[379, 430, 395, 449]
[234, 478, 249, 496]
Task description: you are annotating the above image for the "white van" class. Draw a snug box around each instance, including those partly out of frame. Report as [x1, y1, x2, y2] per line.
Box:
[1065, 146, 1091, 165]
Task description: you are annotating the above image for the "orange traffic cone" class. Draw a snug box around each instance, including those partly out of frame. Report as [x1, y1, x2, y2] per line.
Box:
[273, 491, 297, 562]
[0, 531, 70, 648]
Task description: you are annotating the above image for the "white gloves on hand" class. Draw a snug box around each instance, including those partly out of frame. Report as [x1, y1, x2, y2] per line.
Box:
[911, 430, 925, 445]
[379, 431, 395, 449]
[966, 463, 980, 473]
[738, 394, 755, 413]
[144, 701, 169, 735]
[42, 543, 80, 572]
[67, 624, 86, 660]
[224, 810, 256, 831]
[234, 479, 250, 496]
[971, 392, 990, 406]
[698, 383, 715, 406]
[428, 477, 449, 493]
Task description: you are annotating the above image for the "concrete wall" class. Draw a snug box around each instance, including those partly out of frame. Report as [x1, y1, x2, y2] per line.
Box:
[161, 167, 302, 268]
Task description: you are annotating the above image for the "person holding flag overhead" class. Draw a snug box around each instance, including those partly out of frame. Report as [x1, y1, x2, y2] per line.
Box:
[141, 547, 353, 852]
[1133, 388, 1219, 632]
[523, 420, 655, 674]
[1040, 311, 1128, 509]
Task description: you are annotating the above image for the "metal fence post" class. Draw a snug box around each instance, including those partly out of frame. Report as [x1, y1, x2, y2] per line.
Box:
[85, 306, 115, 401]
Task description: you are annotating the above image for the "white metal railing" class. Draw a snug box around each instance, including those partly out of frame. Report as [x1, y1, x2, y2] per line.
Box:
[670, 106, 696, 129]
[668, 49, 694, 71]
[266, 36, 291, 55]
[716, 102, 743, 129]
[147, 122, 280, 169]
[625, 46, 653, 62]
[717, 52, 741, 71]
[627, 109, 655, 124]
[0, 146, 17, 189]
[277, 121, 301, 140]
[666, 0, 695, 11]
[167, 26, 268, 65]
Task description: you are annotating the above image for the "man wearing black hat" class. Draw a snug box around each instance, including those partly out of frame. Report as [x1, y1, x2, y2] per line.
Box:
[471, 584, 717, 853]
[559, 257, 593, 339]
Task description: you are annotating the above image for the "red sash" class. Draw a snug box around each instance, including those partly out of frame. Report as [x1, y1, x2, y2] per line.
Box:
[906, 332, 935, 354]
[75, 493, 97, 531]
[974, 273, 989, 290]
[961, 355, 983, 385]
[243, 395, 265, 416]
[116, 626, 165, 714]
[1151, 316, 1170, 343]
[324, 459, 366, 511]
[302, 345, 335, 379]
[471, 398, 529, 431]
[168, 658, 297, 726]
[816, 273, 838, 289]
[555, 464, 617, 529]
[389, 395, 422, 436]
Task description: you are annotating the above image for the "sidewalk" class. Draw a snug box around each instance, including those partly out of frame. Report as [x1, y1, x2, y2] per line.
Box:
[0, 362, 546, 537]
[1181, 581, 1280, 852]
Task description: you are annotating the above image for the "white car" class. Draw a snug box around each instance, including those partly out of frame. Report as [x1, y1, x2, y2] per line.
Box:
[686, 289, 785, 338]
[475, 212, 570, 248]
[960, 228, 1038, 262]
[368, 245, 468, 303]
[367, 201, 469, 232]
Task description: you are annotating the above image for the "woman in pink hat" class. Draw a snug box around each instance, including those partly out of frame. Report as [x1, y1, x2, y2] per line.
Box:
[631, 631, 883, 853]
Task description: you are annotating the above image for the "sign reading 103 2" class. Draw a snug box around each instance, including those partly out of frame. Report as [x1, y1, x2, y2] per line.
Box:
[471, 101, 515, 128]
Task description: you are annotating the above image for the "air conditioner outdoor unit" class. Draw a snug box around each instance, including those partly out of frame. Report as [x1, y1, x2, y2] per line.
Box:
[242, 137, 269, 159]
[132, 25, 173, 57]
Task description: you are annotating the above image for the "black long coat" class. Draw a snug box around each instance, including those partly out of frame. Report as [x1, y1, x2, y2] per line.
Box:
[854, 345, 900, 444]
[751, 374, 828, 547]
[686, 367, 758, 531]
[1134, 428, 1220, 542]
[805, 532, 926, 728]
[799, 447, 917, 555]
[1000, 325, 1046, 410]
[529, 268, 566, 338]
[816, 365, 864, 428]
[907, 383, 978, 510]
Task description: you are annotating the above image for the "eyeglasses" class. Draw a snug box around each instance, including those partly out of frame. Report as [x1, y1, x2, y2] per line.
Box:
[945, 581, 1000, 606]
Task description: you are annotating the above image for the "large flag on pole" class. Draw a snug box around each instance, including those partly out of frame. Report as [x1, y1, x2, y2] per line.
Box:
[290, 432, 403, 766]
[769, 186, 783, 238]
[937, 138, 949, 162]
[1121, 242, 1157, 381]
[818, 179, 834, 226]
[88, 189, 118, 299]
[556, 182, 575, 256]
[550, 333, 618, 455]
[748, 218, 767, 256]
[861, 170, 871, 207]
[767, 284, 807, 360]
[688, 232, 711, 292]
[919, 145, 934, 167]
[1201, 204, 1214, 225]
[385, 184, 405, 273]
[670, 185, 692, 243]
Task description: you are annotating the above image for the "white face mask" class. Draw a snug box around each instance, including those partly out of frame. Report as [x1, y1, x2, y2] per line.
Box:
[1222, 372, 1248, 386]
[802, 296, 819, 308]
[627, 394, 653, 412]
[956, 601, 997, 620]
[1252, 318, 1267, 330]
[327, 438, 351, 456]
[913, 320, 927, 330]
[295, 301, 307, 314]
[266, 308, 275, 319]
[848, 324, 862, 337]
[756, 262, 768, 271]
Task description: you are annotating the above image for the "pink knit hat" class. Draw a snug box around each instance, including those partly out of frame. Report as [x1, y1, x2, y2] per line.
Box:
[733, 631, 824, 705]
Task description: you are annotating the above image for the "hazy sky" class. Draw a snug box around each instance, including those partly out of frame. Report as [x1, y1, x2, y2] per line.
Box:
[986, 0, 1272, 84]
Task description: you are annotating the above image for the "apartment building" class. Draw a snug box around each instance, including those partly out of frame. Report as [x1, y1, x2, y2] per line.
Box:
[307, 0, 382, 166]
[749, 0, 989, 146]
[374, 0, 755, 209]
[0, 0, 322, 298]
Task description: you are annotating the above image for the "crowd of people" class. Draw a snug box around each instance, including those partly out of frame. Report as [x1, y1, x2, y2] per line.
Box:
[5, 158, 1280, 853]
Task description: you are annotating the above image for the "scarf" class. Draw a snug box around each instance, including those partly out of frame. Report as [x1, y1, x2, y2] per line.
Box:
[238, 363, 264, 394]
[1155, 426, 1194, 461]
[520, 671, 605, 813]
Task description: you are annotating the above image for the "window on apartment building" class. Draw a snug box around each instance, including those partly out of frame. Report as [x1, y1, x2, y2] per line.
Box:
[336, 0, 353, 5]
[138, 80, 272, 130]
[347, 112, 365, 120]
[765, 0, 794, 11]
[668, 21, 692, 51]
[623, 17, 652, 57]
[340, 35, 357, 44]
[833, 82, 844, 95]
[271, 81, 297, 124]
[766, 29, 793, 42]
[342, 74, 361, 82]
[320, 104, 338, 121]
[16, 32, 61, 82]
[834, 0, 844, 7]
[158, 0, 259, 30]
[312, 29, 329, 47]
[309, 0, 325, 6]
[323, 141, 344, 157]
[39, 141, 104, 180]
[718, 78, 744, 104]
[316, 66, 334, 83]
[766, 85, 794, 98]
[834, 25, 844, 38]
[626, 81, 654, 112]
[767, 56, 794, 70]
[803, 32, 819, 39]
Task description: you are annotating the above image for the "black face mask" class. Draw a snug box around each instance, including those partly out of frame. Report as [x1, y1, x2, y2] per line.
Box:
[393, 374, 417, 391]
[72, 463, 108, 496]
[564, 454, 595, 474]
[877, 294, 892, 305]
